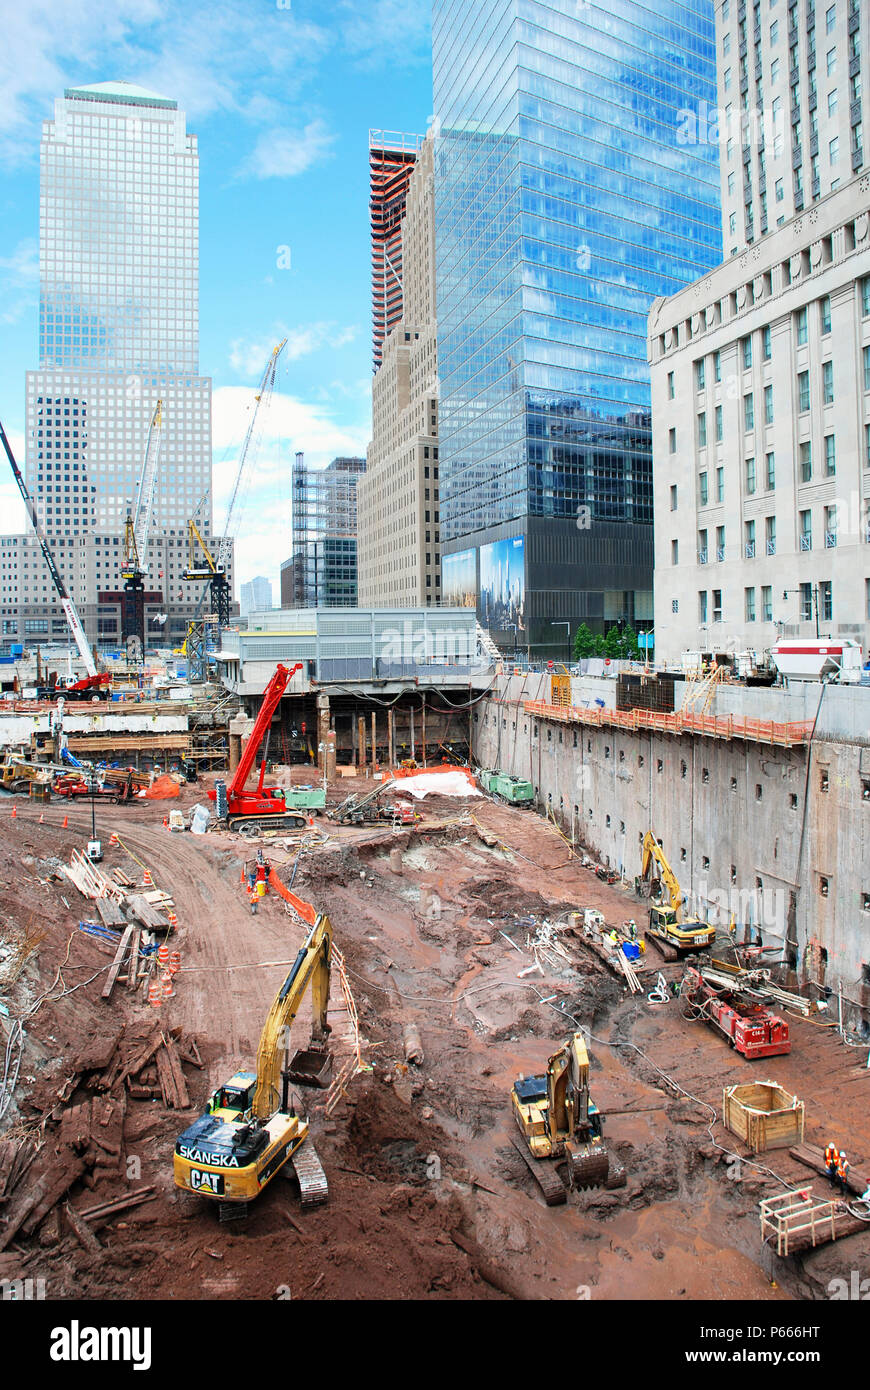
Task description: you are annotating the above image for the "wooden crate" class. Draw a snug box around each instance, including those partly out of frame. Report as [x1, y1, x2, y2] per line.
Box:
[723, 1080, 805, 1153]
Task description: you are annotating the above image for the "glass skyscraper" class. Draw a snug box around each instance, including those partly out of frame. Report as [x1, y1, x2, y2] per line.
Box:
[433, 0, 723, 655]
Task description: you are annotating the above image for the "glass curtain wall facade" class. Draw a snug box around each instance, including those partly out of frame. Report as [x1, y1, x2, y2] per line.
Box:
[433, 0, 723, 654]
[285, 454, 366, 608]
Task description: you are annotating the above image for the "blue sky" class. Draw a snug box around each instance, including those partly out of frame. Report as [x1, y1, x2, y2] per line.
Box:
[0, 0, 433, 595]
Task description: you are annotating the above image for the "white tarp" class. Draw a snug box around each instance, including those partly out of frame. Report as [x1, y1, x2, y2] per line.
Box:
[387, 771, 482, 800]
[189, 803, 210, 834]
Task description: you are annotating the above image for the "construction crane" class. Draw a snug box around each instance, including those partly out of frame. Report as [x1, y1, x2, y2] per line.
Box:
[208, 661, 309, 832]
[510, 1032, 619, 1205]
[0, 416, 105, 685]
[120, 401, 163, 663]
[183, 340, 287, 627]
[640, 831, 717, 955]
[174, 912, 333, 1214]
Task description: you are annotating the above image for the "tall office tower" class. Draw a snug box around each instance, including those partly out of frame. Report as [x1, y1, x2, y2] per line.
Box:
[240, 576, 272, 616]
[432, 0, 723, 657]
[281, 454, 366, 608]
[649, 0, 870, 662]
[369, 131, 423, 372]
[358, 130, 441, 608]
[717, 0, 866, 256]
[1, 81, 227, 653]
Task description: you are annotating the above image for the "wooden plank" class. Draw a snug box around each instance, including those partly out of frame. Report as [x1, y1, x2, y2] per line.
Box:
[154, 1045, 177, 1107]
[161, 1037, 190, 1109]
[112, 1029, 164, 1091]
[64, 1202, 102, 1256]
[127, 929, 140, 993]
[789, 1142, 869, 1196]
[94, 897, 126, 928]
[126, 894, 169, 931]
[101, 925, 135, 1001]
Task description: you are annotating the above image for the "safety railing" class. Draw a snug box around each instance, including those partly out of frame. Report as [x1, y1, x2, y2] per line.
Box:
[522, 699, 815, 746]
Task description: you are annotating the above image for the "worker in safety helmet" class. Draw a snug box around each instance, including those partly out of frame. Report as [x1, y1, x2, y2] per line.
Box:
[836, 1151, 850, 1196]
[824, 1141, 840, 1187]
[249, 891, 259, 916]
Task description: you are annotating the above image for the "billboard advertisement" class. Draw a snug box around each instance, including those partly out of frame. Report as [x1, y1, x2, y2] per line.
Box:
[479, 535, 525, 634]
[442, 548, 477, 609]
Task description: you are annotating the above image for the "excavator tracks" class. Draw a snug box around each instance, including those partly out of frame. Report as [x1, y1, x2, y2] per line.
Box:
[509, 1133, 567, 1207]
[290, 1140, 329, 1208]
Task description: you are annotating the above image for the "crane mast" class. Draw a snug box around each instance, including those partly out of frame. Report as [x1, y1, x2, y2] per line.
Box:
[121, 402, 164, 663]
[0, 417, 97, 678]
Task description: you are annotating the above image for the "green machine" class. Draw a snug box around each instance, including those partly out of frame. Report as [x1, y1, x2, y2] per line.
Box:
[477, 769, 535, 805]
[283, 785, 326, 814]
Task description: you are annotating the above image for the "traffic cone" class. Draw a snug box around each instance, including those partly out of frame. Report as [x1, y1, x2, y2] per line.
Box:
[167, 910, 178, 929]
[38, 812, 44, 824]
[148, 982, 162, 1008]
[109, 831, 119, 847]
[169, 950, 181, 975]
[161, 971, 175, 999]
[143, 868, 153, 887]
[158, 942, 169, 967]
[62, 815, 68, 828]
[10, 806, 16, 819]
[162, 816, 169, 829]
[307, 815, 315, 828]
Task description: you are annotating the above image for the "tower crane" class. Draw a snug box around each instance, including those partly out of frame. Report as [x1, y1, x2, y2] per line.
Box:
[120, 401, 163, 662]
[0, 415, 106, 688]
[183, 340, 287, 627]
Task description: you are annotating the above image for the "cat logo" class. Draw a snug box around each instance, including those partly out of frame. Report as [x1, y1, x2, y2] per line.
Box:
[189, 1168, 225, 1196]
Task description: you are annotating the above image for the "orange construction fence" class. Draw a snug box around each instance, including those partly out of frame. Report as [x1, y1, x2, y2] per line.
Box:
[267, 868, 316, 925]
[521, 700, 814, 747]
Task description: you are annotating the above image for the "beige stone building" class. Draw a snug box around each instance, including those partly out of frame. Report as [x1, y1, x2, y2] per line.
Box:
[357, 132, 441, 608]
[649, 174, 870, 662]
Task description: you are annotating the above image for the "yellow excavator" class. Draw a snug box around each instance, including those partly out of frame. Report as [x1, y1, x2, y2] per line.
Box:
[510, 1032, 618, 1206]
[640, 831, 716, 955]
[174, 914, 333, 1217]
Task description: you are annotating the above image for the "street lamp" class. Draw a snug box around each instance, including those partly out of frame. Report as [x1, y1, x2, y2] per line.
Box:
[550, 620, 571, 663]
[781, 586, 821, 638]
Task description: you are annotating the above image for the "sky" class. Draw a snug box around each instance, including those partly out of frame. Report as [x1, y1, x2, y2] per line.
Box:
[0, 0, 434, 598]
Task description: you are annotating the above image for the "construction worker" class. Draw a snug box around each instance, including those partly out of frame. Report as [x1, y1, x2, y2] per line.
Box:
[837, 1151, 850, 1196]
[824, 1140, 840, 1187]
[249, 891, 259, 917]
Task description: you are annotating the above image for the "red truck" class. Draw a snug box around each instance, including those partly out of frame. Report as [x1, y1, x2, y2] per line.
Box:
[682, 967, 790, 1059]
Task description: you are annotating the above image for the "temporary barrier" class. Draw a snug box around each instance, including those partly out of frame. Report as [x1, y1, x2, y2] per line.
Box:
[158, 943, 169, 967]
[161, 971, 174, 999]
[143, 868, 154, 887]
[168, 950, 181, 975]
[148, 982, 162, 1009]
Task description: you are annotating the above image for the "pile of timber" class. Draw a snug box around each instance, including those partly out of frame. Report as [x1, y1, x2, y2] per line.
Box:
[61, 851, 171, 937]
[0, 1023, 202, 1256]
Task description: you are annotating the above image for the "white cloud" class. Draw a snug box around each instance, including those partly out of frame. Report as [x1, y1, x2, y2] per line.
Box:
[242, 119, 336, 180]
[228, 324, 359, 378]
[0, 424, 32, 535]
[209, 386, 369, 595]
[0, 238, 39, 325]
[337, 0, 431, 70]
[0, 0, 333, 167]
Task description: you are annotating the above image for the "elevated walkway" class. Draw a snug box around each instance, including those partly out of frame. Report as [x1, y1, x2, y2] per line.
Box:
[523, 699, 814, 747]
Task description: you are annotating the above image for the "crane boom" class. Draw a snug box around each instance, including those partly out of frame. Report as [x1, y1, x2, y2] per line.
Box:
[229, 661, 294, 799]
[130, 401, 163, 569]
[0, 416, 97, 677]
[216, 339, 286, 573]
[253, 913, 333, 1118]
[640, 831, 684, 919]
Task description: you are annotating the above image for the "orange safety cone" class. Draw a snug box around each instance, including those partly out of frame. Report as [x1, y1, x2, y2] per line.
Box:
[161, 971, 175, 999]
[162, 816, 169, 829]
[148, 982, 162, 1008]
[62, 814, 68, 828]
[11, 805, 16, 819]
[307, 815, 315, 828]
[38, 812, 44, 824]
[168, 950, 181, 975]
[143, 868, 153, 887]
[158, 942, 169, 967]
[167, 910, 178, 929]
[109, 831, 119, 847]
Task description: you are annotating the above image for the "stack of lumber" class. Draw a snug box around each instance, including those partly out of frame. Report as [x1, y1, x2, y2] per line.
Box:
[61, 850, 127, 902]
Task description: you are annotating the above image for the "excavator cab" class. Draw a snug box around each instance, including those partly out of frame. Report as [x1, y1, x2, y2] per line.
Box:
[209, 1072, 257, 1118]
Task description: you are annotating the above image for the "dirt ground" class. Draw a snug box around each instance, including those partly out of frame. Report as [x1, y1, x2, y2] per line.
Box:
[1, 769, 868, 1301]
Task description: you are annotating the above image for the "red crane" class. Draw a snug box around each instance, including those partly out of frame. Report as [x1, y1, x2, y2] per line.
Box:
[208, 663, 306, 832]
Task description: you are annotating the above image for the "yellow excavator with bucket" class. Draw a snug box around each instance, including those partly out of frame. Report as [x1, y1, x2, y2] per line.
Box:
[640, 831, 716, 956]
[174, 913, 333, 1218]
[510, 1032, 623, 1206]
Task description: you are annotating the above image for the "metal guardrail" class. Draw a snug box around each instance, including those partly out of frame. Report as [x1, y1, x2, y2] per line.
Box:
[522, 699, 815, 747]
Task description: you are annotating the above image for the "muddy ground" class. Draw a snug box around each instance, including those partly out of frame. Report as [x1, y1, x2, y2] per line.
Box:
[1, 770, 868, 1301]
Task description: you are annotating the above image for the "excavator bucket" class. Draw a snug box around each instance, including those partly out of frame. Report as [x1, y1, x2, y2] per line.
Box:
[286, 1047, 332, 1088]
[567, 1141, 610, 1190]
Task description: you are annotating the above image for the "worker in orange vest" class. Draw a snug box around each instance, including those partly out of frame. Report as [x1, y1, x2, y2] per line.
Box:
[836, 1152, 850, 1196]
[824, 1141, 840, 1186]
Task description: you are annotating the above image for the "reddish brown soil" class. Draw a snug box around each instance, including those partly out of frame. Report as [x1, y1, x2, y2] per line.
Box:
[1, 777, 867, 1301]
